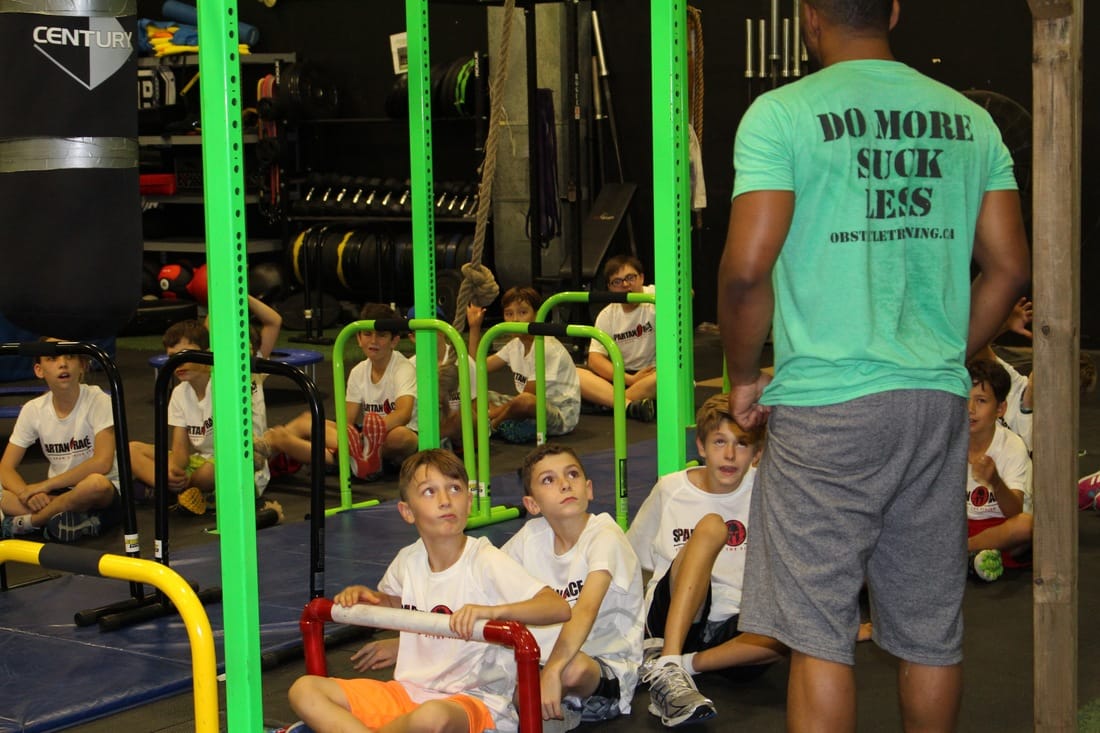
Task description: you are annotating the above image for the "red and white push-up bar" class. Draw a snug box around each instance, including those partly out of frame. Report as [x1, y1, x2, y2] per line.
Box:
[299, 598, 544, 733]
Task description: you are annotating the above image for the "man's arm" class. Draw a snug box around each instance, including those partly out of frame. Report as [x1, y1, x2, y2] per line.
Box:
[967, 190, 1031, 360]
[717, 190, 794, 428]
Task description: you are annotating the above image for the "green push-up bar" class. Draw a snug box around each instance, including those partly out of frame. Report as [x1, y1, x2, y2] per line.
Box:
[474, 321, 630, 530]
[329, 318, 475, 516]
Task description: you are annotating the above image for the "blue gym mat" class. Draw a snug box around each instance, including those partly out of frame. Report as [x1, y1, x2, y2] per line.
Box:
[0, 439, 661, 732]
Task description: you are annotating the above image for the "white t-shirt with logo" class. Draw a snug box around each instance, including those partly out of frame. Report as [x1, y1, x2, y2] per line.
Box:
[378, 535, 548, 731]
[10, 383, 119, 487]
[494, 336, 580, 433]
[996, 355, 1033, 453]
[589, 284, 657, 372]
[627, 467, 756, 622]
[167, 378, 270, 493]
[502, 512, 644, 714]
[345, 351, 419, 432]
[967, 423, 1032, 520]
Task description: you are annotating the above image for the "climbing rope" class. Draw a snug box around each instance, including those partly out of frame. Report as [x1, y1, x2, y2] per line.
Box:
[452, 0, 516, 334]
[687, 5, 704, 146]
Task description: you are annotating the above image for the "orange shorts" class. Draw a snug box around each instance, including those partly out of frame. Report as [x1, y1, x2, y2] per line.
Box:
[333, 678, 495, 732]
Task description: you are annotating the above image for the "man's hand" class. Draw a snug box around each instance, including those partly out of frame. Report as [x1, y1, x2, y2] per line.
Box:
[728, 372, 773, 431]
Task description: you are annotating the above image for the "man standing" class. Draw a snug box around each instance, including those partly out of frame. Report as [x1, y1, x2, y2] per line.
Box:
[717, 1, 1030, 731]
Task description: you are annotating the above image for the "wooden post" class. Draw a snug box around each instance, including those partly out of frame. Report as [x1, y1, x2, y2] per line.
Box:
[1027, 1, 1082, 730]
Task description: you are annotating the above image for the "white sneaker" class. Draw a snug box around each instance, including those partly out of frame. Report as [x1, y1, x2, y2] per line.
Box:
[641, 661, 716, 727]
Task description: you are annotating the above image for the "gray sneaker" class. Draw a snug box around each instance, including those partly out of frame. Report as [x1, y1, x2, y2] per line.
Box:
[45, 511, 101, 543]
[642, 661, 716, 727]
[643, 637, 665, 667]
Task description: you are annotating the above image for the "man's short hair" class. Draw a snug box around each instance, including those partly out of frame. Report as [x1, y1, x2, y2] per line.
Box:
[968, 359, 1012, 404]
[163, 319, 210, 350]
[519, 443, 584, 496]
[603, 255, 644, 285]
[398, 449, 468, 501]
[695, 392, 764, 445]
[804, 0, 892, 32]
[501, 286, 542, 312]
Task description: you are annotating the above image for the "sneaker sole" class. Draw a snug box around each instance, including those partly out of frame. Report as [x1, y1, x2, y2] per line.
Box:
[648, 701, 717, 728]
[47, 512, 101, 542]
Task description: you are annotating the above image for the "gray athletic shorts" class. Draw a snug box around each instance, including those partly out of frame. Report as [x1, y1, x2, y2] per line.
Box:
[739, 389, 968, 666]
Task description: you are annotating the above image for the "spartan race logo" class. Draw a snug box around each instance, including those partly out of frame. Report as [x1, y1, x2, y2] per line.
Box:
[969, 485, 994, 508]
[612, 322, 654, 343]
[32, 17, 132, 91]
[725, 519, 747, 548]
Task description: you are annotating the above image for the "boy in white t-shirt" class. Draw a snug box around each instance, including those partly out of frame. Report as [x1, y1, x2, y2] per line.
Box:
[965, 359, 1033, 582]
[502, 444, 645, 729]
[578, 255, 657, 422]
[0, 339, 119, 542]
[129, 319, 270, 515]
[264, 303, 419, 479]
[626, 393, 786, 727]
[467, 287, 580, 443]
[287, 449, 570, 733]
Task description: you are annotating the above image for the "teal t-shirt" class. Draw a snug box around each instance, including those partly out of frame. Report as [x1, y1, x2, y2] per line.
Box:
[732, 60, 1018, 406]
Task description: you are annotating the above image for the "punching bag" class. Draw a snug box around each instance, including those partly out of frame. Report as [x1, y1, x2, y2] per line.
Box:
[0, 0, 141, 339]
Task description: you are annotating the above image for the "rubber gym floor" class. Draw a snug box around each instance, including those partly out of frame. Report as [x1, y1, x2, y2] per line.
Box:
[3, 330, 1100, 732]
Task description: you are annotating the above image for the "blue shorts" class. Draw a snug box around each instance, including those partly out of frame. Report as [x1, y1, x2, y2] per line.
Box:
[739, 389, 968, 666]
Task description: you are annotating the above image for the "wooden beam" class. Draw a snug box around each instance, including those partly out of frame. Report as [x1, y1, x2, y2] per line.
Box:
[1029, 1, 1082, 730]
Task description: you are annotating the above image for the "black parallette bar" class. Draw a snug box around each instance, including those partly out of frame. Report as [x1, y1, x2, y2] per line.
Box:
[527, 322, 569, 338]
[371, 318, 411, 334]
[586, 292, 631, 304]
[39, 544, 105, 577]
[0, 340, 68, 357]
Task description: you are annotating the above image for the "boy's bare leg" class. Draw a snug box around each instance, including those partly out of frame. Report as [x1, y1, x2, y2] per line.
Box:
[577, 370, 658, 408]
[380, 699, 473, 733]
[383, 426, 419, 464]
[967, 514, 1033, 553]
[28, 474, 115, 526]
[264, 419, 339, 466]
[559, 652, 602, 698]
[787, 652, 856, 733]
[661, 513, 728, 656]
[897, 661, 961, 733]
[288, 676, 371, 732]
[129, 441, 156, 486]
[188, 462, 216, 492]
[690, 632, 786, 674]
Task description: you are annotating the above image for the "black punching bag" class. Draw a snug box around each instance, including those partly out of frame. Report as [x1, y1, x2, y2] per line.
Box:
[0, 0, 141, 339]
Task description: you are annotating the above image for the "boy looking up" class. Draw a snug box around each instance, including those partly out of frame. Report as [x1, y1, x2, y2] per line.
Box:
[1, 340, 119, 541]
[288, 449, 570, 733]
[503, 444, 645, 728]
[627, 393, 786, 727]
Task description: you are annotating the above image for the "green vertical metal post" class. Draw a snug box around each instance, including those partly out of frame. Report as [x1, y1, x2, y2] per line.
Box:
[329, 319, 475, 516]
[651, 0, 693, 474]
[406, 0, 440, 446]
[195, 1, 262, 731]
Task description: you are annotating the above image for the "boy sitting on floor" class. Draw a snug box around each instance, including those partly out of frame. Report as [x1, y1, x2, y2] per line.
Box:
[263, 302, 419, 479]
[626, 393, 786, 727]
[965, 359, 1033, 582]
[129, 319, 270, 515]
[466, 287, 580, 444]
[502, 444, 645, 729]
[287, 449, 570, 733]
[1, 339, 119, 541]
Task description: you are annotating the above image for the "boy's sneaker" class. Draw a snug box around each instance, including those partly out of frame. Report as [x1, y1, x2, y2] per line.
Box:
[266, 722, 312, 733]
[174, 487, 208, 515]
[642, 661, 716, 727]
[130, 480, 155, 506]
[349, 414, 386, 480]
[493, 419, 537, 444]
[45, 511, 102, 543]
[970, 549, 1004, 582]
[2, 512, 39, 538]
[626, 398, 657, 423]
[643, 637, 665, 667]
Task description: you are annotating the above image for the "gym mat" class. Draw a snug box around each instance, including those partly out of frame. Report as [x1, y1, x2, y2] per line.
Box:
[0, 439, 661, 732]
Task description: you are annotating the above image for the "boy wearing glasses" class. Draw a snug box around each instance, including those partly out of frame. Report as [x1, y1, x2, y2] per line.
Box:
[579, 255, 657, 422]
